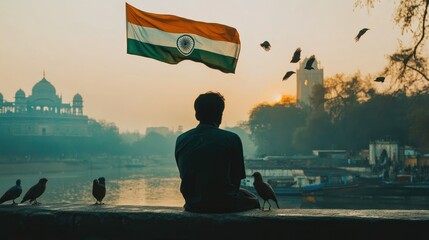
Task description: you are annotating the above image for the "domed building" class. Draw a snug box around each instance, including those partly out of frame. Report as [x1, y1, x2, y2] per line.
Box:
[0, 77, 89, 137]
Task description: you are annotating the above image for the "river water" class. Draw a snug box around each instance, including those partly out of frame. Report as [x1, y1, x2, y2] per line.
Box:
[1, 162, 429, 210]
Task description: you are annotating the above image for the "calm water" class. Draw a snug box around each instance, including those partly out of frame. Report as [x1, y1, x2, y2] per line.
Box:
[1, 162, 429, 210]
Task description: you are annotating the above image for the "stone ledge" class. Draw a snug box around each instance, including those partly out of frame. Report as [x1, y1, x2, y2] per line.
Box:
[1, 204, 428, 240]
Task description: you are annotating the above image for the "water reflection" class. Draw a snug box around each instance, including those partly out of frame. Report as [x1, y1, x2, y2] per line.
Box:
[110, 177, 183, 206]
[0, 163, 429, 210]
[0, 163, 184, 207]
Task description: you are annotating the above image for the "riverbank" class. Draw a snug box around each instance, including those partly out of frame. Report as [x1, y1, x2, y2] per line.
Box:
[1, 204, 428, 240]
[0, 156, 175, 175]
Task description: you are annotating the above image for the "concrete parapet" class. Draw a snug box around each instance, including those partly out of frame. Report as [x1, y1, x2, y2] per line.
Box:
[0, 204, 428, 240]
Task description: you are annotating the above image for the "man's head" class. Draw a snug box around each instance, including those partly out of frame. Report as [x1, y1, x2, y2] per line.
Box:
[194, 92, 225, 126]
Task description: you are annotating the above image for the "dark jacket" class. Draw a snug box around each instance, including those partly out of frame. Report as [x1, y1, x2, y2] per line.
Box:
[175, 123, 245, 212]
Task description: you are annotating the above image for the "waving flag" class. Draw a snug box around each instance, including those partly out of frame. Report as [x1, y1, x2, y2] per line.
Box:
[126, 3, 241, 73]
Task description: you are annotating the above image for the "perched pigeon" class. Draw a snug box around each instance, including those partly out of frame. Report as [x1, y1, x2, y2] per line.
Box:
[374, 77, 385, 83]
[290, 48, 301, 63]
[304, 55, 316, 70]
[92, 177, 106, 204]
[260, 41, 271, 51]
[21, 178, 48, 205]
[355, 28, 369, 42]
[283, 71, 296, 81]
[252, 172, 279, 211]
[0, 179, 22, 205]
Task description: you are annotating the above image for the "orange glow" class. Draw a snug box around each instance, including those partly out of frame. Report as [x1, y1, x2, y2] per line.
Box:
[303, 196, 316, 203]
[278, 95, 297, 105]
[109, 178, 184, 207]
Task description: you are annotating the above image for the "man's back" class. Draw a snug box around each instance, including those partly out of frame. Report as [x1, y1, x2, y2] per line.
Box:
[175, 123, 245, 212]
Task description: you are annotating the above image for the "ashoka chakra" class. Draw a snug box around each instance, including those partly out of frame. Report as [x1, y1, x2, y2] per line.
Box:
[176, 35, 195, 56]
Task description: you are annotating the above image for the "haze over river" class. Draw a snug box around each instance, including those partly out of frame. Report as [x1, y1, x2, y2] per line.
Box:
[1, 161, 429, 210]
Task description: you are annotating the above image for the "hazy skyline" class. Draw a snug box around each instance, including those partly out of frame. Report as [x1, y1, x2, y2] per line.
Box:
[0, 0, 403, 133]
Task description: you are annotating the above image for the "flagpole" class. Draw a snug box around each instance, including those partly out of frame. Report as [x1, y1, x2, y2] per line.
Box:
[125, 2, 128, 54]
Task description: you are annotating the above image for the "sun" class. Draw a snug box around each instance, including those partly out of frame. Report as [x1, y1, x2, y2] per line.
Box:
[273, 93, 282, 102]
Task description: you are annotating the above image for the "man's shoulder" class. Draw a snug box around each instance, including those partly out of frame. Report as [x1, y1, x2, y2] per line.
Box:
[215, 128, 242, 144]
[176, 128, 196, 141]
[177, 126, 240, 141]
[217, 128, 240, 138]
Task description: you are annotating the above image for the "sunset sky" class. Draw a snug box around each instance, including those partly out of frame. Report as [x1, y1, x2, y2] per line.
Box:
[0, 0, 404, 133]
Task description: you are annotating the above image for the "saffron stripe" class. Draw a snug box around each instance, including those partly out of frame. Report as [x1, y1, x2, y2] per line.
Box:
[126, 3, 240, 44]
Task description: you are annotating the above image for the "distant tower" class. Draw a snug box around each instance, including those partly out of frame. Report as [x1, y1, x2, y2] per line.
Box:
[296, 57, 324, 107]
[72, 93, 83, 115]
[14, 89, 27, 113]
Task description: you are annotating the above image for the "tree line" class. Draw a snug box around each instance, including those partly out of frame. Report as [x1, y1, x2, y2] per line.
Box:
[0, 120, 255, 160]
[0, 120, 178, 159]
[1, 74, 427, 159]
[246, 72, 429, 157]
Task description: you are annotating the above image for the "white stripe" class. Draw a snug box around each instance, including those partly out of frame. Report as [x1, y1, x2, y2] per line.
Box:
[127, 23, 240, 59]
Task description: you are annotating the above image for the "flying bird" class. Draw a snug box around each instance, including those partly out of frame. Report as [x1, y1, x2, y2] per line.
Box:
[0, 179, 22, 205]
[92, 177, 106, 205]
[355, 28, 369, 42]
[260, 41, 271, 51]
[374, 77, 385, 83]
[252, 172, 279, 211]
[304, 55, 316, 70]
[283, 71, 295, 81]
[290, 48, 301, 63]
[21, 178, 48, 205]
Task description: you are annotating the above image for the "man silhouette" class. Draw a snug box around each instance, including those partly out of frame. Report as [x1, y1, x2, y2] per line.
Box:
[175, 92, 260, 213]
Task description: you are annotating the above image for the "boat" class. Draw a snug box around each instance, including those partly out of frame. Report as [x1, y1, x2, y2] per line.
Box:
[356, 173, 384, 185]
[241, 177, 325, 196]
[321, 173, 429, 197]
[241, 168, 363, 196]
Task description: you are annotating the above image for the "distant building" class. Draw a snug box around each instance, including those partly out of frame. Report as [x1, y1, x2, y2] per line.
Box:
[296, 57, 324, 107]
[146, 127, 171, 136]
[369, 139, 399, 165]
[403, 145, 418, 158]
[0, 76, 89, 137]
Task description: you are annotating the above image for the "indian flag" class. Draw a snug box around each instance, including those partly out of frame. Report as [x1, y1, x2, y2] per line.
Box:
[126, 3, 240, 73]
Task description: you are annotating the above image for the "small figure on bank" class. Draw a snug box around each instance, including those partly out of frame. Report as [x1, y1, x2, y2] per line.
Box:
[175, 91, 260, 213]
[0, 179, 22, 205]
[21, 178, 48, 205]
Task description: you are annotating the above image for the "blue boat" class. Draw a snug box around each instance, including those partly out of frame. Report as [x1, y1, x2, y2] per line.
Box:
[240, 177, 325, 196]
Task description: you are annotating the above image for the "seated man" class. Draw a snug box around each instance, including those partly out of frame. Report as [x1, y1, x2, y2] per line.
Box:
[175, 91, 260, 213]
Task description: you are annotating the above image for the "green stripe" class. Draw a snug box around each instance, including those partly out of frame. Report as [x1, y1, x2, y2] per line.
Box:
[127, 39, 238, 73]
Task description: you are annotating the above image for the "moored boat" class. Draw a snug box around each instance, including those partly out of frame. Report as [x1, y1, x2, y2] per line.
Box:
[241, 176, 325, 196]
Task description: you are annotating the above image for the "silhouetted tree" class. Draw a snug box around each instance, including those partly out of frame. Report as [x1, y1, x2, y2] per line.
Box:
[247, 73, 429, 155]
[309, 83, 326, 111]
[132, 132, 175, 157]
[247, 96, 309, 156]
[87, 120, 129, 155]
[407, 89, 429, 152]
[293, 110, 335, 153]
[324, 73, 372, 122]
[355, 0, 429, 87]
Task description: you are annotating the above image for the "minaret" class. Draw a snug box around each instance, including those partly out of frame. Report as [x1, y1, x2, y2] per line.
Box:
[72, 93, 83, 115]
[14, 89, 27, 113]
[296, 57, 324, 107]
